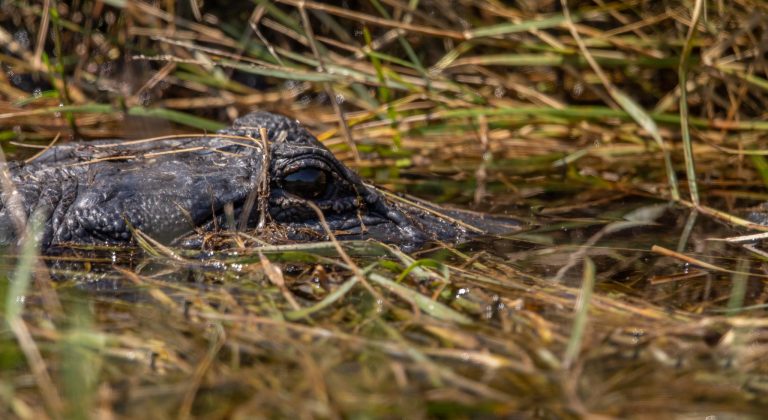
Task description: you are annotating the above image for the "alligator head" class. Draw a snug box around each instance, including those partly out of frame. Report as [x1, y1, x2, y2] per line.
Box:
[0, 112, 506, 252]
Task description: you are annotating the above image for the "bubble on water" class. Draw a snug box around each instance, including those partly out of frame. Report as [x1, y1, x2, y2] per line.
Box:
[33, 88, 42, 98]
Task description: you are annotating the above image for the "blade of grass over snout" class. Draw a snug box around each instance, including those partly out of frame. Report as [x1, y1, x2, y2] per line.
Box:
[559, 0, 679, 200]
[678, 0, 705, 205]
[562, 256, 595, 369]
[5, 211, 64, 416]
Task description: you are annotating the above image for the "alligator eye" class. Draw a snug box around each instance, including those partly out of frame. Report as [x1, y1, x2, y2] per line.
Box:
[281, 168, 329, 199]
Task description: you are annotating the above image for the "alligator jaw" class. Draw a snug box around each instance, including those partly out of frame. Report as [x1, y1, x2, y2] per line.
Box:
[1, 111, 519, 253]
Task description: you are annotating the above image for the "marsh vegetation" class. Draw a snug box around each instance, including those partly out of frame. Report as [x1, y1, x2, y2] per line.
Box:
[2, 0, 768, 417]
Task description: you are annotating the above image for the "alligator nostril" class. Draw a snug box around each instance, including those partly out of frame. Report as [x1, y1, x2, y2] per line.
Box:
[281, 168, 328, 199]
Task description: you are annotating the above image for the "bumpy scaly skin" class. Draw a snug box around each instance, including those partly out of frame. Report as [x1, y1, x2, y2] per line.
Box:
[0, 112, 478, 251]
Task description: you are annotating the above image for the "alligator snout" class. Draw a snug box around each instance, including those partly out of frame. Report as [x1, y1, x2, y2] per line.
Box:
[0, 112, 511, 252]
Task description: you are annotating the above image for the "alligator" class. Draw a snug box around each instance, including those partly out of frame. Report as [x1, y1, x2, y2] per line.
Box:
[0, 112, 516, 252]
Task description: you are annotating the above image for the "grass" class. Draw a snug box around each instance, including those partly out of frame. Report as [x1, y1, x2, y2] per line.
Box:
[2, 0, 768, 418]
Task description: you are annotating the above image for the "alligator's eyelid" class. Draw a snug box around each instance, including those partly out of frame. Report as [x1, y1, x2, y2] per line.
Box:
[280, 157, 334, 174]
[293, 146, 329, 154]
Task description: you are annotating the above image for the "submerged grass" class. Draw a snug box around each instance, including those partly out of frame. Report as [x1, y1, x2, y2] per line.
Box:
[2, 0, 768, 418]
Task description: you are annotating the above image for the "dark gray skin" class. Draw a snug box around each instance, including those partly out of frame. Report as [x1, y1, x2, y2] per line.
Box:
[0, 112, 508, 252]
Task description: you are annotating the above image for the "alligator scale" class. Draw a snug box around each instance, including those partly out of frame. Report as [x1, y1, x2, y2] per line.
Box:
[0, 112, 509, 251]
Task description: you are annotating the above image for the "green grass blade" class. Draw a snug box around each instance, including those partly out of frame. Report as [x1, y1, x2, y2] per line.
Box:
[468, 14, 570, 38]
[284, 276, 359, 320]
[5, 217, 41, 322]
[368, 273, 472, 325]
[612, 91, 679, 200]
[678, 0, 705, 205]
[726, 259, 749, 315]
[563, 257, 595, 369]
